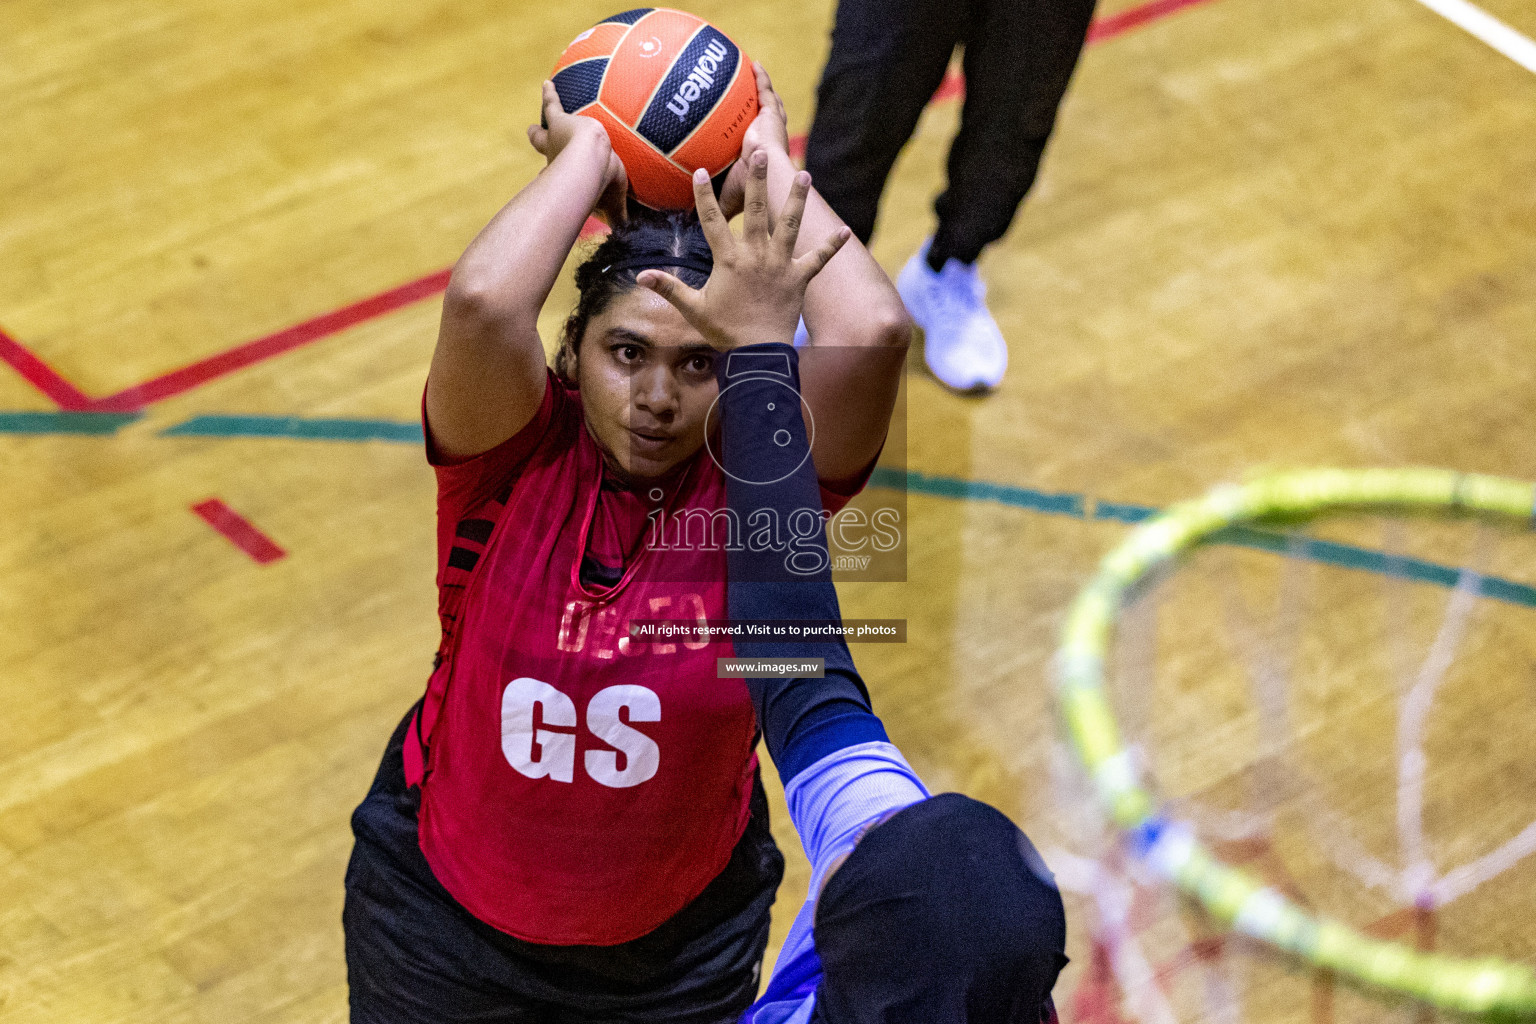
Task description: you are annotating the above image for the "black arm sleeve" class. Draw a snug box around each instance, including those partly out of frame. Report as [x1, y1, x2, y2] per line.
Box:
[717, 343, 889, 783]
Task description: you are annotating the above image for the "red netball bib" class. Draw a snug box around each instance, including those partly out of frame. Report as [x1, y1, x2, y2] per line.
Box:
[414, 379, 758, 945]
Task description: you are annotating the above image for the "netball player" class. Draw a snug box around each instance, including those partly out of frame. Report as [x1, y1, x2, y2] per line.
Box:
[343, 65, 908, 1023]
[684, 333, 1068, 1022]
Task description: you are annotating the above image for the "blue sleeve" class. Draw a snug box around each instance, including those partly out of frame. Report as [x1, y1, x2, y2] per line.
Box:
[716, 343, 889, 783]
[744, 741, 931, 1024]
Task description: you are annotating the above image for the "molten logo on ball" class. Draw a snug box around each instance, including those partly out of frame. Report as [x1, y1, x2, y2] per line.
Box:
[550, 8, 759, 208]
[664, 38, 729, 119]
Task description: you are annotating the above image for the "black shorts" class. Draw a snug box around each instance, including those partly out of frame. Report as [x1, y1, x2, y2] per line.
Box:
[343, 706, 784, 1024]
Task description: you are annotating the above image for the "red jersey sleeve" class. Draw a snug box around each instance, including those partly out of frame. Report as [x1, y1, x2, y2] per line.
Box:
[427, 371, 558, 522]
[426, 372, 563, 644]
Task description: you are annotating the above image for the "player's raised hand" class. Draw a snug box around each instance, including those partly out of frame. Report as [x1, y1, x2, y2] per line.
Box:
[719, 62, 790, 219]
[637, 151, 849, 351]
[741, 62, 790, 160]
[527, 80, 628, 224]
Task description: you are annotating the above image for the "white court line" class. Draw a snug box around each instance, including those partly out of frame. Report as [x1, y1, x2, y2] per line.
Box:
[1410, 0, 1536, 73]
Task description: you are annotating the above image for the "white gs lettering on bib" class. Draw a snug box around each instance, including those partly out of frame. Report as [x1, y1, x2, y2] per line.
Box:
[500, 677, 577, 783]
[501, 678, 661, 788]
[584, 684, 661, 788]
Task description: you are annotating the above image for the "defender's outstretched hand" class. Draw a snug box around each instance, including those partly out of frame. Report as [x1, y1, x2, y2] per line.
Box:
[637, 151, 849, 350]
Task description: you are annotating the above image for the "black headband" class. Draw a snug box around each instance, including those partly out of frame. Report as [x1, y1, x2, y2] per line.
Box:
[600, 253, 714, 278]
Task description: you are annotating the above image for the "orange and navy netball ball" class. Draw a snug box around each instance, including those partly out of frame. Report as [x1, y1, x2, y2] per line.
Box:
[551, 8, 759, 210]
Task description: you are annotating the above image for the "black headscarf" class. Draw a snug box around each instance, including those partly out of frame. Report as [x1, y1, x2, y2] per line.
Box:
[811, 793, 1069, 1024]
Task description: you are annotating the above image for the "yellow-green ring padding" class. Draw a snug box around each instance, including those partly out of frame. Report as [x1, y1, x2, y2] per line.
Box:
[1057, 468, 1536, 1019]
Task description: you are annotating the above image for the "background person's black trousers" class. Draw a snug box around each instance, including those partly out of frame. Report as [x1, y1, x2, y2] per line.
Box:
[804, 0, 1098, 267]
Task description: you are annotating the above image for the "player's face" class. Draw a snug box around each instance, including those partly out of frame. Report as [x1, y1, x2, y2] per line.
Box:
[576, 288, 719, 483]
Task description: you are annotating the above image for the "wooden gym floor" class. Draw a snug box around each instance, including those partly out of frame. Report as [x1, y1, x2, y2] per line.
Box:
[3, 0, 1535, 1020]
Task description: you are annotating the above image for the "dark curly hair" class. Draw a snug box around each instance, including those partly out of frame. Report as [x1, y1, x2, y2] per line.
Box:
[555, 210, 713, 383]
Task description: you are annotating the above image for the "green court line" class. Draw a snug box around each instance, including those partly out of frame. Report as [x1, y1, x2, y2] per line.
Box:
[13, 409, 1533, 611]
[873, 467, 1536, 610]
[162, 415, 423, 442]
[0, 411, 141, 434]
[1092, 500, 1158, 524]
[870, 466, 1085, 516]
[1215, 526, 1536, 607]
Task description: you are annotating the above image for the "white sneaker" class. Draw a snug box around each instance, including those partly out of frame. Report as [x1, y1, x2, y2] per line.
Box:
[792, 315, 809, 349]
[896, 239, 1008, 392]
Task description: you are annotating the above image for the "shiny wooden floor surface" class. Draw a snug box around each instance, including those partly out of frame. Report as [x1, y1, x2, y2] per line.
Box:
[4, 0, 1535, 1019]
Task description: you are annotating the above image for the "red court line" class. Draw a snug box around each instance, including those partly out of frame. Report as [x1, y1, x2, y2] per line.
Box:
[1089, 0, 1220, 42]
[0, 325, 93, 410]
[87, 269, 454, 413]
[87, 218, 613, 412]
[931, 69, 966, 104]
[191, 498, 287, 564]
[0, 0, 1215, 414]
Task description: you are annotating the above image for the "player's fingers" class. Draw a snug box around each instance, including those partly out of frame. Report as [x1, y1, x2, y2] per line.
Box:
[691, 168, 735, 257]
[775, 170, 812, 258]
[636, 269, 704, 320]
[794, 226, 851, 283]
[541, 80, 564, 125]
[752, 62, 777, 109]
[743, 149, 770, 245]
[753, 62, 786, 123]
